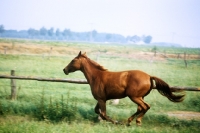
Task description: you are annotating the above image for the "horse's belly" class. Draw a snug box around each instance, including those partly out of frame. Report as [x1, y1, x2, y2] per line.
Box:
[105, 86, 126, 99]
[104, 72, 128, 99]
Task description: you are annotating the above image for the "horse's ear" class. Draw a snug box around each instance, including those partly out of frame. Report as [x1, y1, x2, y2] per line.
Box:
[78, 51, 82, 57]
[83, 52, 86, 55]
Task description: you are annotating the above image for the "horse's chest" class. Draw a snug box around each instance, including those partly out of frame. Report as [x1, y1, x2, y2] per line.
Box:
[90, 81, 105, 100]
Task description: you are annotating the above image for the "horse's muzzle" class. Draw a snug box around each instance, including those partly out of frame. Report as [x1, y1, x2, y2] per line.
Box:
[63, 68, 69, 75]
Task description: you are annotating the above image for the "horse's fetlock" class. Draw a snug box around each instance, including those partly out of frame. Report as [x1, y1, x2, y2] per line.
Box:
[128, 118, 133, 123]
[136, 120, 142, 126]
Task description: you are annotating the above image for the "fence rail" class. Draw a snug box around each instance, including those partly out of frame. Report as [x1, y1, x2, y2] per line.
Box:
[0, 74, 200, 91]
[0, 75, 88, 84]
[0, 69, 88, 100]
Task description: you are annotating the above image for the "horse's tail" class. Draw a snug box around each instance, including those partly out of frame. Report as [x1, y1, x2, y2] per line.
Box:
[150, 76, 185, 102]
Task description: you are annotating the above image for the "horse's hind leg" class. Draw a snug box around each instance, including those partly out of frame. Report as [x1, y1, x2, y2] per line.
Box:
[127, 105, 142, 126]
[135, 100, 150, 125]
[127, 97, 150, 126]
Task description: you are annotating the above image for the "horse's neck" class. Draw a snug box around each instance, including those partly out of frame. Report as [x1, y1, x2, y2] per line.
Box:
[81, 59, 99, 84]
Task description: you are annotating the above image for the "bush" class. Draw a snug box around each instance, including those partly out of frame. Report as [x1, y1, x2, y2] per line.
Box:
[35, 91, 78, 122]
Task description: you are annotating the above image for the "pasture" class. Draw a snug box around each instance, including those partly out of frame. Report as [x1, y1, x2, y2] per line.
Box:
[0, 39, 200, 133]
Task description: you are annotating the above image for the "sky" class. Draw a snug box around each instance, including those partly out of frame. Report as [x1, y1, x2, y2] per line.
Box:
[0, 0, 200, 47]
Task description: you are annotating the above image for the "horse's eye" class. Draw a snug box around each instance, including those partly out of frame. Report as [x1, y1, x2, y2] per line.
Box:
[71, 59, 76, 63]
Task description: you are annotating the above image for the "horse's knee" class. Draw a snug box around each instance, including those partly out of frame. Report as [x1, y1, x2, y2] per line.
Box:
[145, 102, 150, 110]
[145, 104, 150, 112]
[142, 103, 150, 112]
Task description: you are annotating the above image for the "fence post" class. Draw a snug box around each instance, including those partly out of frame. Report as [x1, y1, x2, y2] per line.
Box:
[199, 50, 200, 59]
[177, 53, 180, 59]
[152, 46, 157, 57]
[4, 46, 7, 55]
[10, 70, 17, 100]
[96, 52, 100, 62]
[48, 47, 52, 59]
[184, 52, 187, 68]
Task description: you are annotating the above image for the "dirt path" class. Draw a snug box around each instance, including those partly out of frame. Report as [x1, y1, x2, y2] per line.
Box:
[0, 42, 79, 56]
[167, 111, 200, 120]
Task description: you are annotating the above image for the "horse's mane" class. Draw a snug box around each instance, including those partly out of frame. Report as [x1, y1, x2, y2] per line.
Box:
[81, 54, 107, 71]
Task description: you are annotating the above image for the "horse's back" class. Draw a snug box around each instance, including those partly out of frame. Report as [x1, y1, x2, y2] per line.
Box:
[128, 70, 150, 82]
[103, 70, 150, 88]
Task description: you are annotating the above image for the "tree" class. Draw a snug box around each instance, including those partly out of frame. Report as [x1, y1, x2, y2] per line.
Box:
[91, 30, 97, 38]
[152, 46, 157, 56]
[89, 30, 97, 41]
[106, 34, 112, 41]
[127, 35, 141, 43]
[62, 29, 71, 39]
[48, 27, 54, 36]
[40, 27, 47, 36]
[0, 25, 5, 36]
[143, 35, 152, 44]
[55, 28, 61, 40]
[28, 28, 35, 36]
[28, 28, 40, 38]
[56, 28, 61, 36]
[34, 30, 40, 36]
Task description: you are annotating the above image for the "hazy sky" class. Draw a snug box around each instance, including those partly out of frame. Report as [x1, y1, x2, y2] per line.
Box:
[0, 0, 200, 47]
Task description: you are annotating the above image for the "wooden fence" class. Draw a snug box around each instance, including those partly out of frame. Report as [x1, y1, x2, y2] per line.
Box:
[0, 70, 200, 100]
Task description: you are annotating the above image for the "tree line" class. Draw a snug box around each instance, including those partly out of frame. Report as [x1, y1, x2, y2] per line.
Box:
[0, 25, 152, 44]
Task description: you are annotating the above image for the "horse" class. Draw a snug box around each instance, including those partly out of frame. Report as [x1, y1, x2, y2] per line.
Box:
[63, 51, 185, 126]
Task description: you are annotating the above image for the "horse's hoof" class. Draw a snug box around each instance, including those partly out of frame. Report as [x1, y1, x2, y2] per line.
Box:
[136, 121, 142, 126]
[115, 121, 123, 125]
[126, 123, 131, 126]
[113, 121, 118, 124]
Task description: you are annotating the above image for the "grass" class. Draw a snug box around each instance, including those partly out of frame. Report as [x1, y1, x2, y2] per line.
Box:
[0, 39, 200, 132]
[0, 114, 200, 133]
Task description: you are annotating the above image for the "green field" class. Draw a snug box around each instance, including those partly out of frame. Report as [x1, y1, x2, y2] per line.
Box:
[0, 39, 200, 133]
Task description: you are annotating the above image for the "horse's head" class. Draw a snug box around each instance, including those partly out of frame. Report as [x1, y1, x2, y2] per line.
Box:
[63, 51, 85, 75]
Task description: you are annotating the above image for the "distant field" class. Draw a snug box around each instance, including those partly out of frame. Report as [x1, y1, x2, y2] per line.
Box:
[1, 38, 200, 57]
[0, 39, 200, 133]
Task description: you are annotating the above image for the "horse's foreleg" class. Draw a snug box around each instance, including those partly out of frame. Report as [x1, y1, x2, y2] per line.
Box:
[98, 100, 117, 124]
[94, 103, 103, 121]
[94, 103, 100, 114]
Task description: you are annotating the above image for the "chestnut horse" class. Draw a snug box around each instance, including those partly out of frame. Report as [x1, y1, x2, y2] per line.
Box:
[63, 51, 185, 126]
